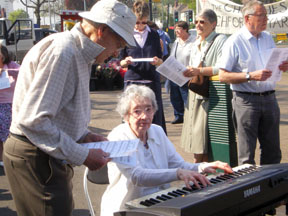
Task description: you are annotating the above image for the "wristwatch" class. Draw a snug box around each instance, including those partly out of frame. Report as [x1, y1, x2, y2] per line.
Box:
[246, 72, 250, 81]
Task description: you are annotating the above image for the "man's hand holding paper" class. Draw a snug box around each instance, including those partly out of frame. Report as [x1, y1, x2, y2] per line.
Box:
[265, 48, 288, 82]
[279, 60, 288, 72]
[81, 139, 140, 166]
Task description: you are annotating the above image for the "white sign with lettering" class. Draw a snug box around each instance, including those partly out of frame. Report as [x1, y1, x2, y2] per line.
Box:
[197, 0, 288, 34]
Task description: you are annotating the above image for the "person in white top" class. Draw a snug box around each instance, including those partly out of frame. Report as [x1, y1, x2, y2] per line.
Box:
[219, 0, 288, 165]
[100, 84, 233, 216]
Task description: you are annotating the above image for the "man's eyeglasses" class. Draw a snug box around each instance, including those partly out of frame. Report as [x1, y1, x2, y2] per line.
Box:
[136, 21, 148, 25]
[248, 13, 268, 18]
[195, 20, 205, 25]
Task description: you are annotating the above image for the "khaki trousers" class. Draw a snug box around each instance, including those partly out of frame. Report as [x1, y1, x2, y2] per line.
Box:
[3, 135, 74, 216]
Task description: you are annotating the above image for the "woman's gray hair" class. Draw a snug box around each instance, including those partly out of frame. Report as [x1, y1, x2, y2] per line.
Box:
[197, 9, 217, 25]
[241, 0, 263, 17]
[116, 84, 158, 118]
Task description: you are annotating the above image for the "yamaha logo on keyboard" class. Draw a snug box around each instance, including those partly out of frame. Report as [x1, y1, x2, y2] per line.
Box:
[244, 185, 261, 198]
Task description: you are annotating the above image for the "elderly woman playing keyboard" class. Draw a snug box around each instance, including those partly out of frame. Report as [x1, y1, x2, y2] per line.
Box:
[100, 85, 233, 216]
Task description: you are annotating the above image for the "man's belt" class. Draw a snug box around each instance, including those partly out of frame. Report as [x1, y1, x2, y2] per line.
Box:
[10, 133, 32, 144]
[234, 90, 275, 96]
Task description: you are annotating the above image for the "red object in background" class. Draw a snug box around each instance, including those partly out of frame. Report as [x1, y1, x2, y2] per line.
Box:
[119, 68, 127, 78]
[60, 10, 82, 32]
[106, 59, 126, 78]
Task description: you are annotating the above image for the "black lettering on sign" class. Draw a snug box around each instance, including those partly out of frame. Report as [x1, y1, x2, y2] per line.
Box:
[217, 15, 243, 28]
[269, 16, 288, 28]
[224, 4, 232, 12]
[232, 17, 243, 28]
[223, 4, 241, 13]
[211, 3, 222, 12]
[280, 2, 287, 11]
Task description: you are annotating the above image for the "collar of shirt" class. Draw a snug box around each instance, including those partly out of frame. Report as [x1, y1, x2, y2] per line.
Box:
[242, 25, 264, 41]
[195, 30, 217, 53]
[134, 25, 151, 48]
[71, 23, 105, 64]
[123, 122, 160, 146]
[205, 30, 217, 43]
[134, 25, 151, 34]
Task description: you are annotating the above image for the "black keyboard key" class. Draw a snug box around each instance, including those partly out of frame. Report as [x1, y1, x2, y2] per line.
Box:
[140, 201, 153, 207]
[210, 179, 221, 184]
[176, 189, 188, 194]
[161, 194, 172, 199]
[156, 196, 167, 201]
[168, 192, 179, 197]
[172, 190, 184, 196]
[149, 198, 160, 204]
[182, 187, 193, 192]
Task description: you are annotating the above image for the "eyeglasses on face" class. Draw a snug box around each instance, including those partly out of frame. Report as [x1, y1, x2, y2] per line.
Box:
[130, 107, 154, 119]
[136, 21, 148, 25]
[248, 13, 268, 18]
[195, 20, 205, 25]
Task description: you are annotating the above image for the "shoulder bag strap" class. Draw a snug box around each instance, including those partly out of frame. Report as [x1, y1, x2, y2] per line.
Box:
[174, 42, 179, 58]
[200, 33, 219, 65]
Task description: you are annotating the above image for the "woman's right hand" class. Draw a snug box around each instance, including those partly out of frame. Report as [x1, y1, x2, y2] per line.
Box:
[120, 56, 133, 68]
[183, 66, 201, 77]
[177, 168, 211, 189]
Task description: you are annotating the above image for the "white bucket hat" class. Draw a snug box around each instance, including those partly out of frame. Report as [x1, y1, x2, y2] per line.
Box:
[79, 0, 136, 47]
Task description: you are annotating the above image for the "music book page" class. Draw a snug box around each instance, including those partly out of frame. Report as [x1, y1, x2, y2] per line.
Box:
[265, 48, 288, 82]
[81, 139, 139, 166]
[156, 56, 190, 87]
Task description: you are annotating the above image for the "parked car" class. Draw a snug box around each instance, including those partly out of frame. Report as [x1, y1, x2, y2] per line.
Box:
[34, 28, 57, 44]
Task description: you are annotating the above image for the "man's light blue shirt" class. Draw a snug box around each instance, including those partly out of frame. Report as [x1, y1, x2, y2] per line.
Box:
[220, 26, 276, 92]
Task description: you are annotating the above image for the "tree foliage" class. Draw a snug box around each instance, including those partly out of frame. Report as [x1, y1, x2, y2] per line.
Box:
[8, 9, 29, 23]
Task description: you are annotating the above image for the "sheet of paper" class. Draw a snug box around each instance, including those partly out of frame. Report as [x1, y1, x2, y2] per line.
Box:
[0, 71, 10, 90]
[112, 155, 137, 166]
[81, 139, 139, 166]
[265, 48, 288, 82]
[131, 58, 154, 62]
[156, 56, 190, 87]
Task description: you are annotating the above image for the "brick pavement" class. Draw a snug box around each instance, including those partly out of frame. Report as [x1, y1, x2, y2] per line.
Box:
[0, 73, 287, 216]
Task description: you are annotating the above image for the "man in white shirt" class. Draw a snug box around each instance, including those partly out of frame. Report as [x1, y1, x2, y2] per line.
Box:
[3, 0, 136, 215]
[219, 0, 288, 165]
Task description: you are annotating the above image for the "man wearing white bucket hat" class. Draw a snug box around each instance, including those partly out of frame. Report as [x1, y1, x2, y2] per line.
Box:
[3, 0, 136, 215]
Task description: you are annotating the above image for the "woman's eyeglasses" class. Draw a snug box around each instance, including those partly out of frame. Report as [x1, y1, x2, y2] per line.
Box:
[195, 20, 205, 25]
[136, 21, 148, 25]
[130, 107, 154, 119]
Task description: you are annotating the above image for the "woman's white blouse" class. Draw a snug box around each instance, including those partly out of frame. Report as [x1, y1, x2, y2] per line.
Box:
[100, 123, 200, 216]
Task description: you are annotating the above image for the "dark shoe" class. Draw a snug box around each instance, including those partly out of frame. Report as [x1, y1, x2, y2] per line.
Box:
[171, 117, 183, 124]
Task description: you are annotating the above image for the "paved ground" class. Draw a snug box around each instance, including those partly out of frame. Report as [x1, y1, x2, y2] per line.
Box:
[0, 73, 287, 216]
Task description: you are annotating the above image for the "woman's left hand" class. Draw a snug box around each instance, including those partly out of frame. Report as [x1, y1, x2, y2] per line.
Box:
[199, 161, 233, 174]
[177, 168, 211, 189]
[151, 56, 163, 67]
[183, 67, 200, 77]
